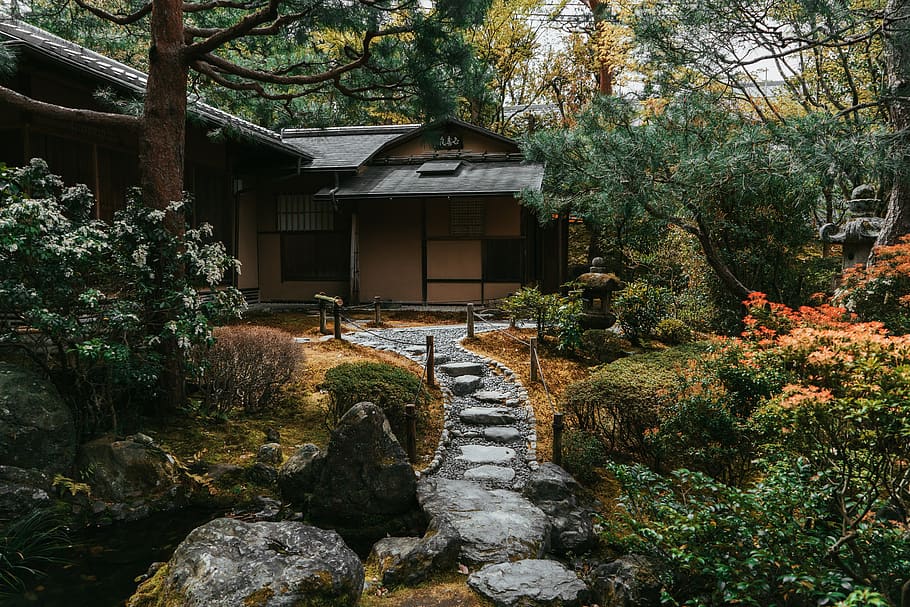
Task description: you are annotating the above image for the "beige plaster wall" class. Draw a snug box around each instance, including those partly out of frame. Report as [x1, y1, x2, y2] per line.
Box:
[485, 198, 521, 236]
[359, 199, 423, 301]
[427, 282, 482, 304]
[426, 240, 481, 279]
[484, 282, 522, 301]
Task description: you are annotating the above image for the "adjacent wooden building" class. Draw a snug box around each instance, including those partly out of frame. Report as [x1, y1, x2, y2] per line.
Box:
[0, 18, 567, 304]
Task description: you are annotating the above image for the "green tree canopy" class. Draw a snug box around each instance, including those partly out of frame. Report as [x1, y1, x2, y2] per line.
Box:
[523, 94, 878, 304]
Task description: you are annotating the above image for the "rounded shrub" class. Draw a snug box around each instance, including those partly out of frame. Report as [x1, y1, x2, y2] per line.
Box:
[193, 325, 302, 415]
[579, 329, 629, 363]
[614, 280, 673, 342]
[653, 318, 692, 345]
[561, 428, 607, 484]
[319, 361, 425, 444]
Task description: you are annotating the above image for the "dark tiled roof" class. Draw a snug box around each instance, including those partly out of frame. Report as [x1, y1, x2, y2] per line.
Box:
[315, 159, 544, 199]
[281, 125, 420, 170]
[0, 18, 307, 159]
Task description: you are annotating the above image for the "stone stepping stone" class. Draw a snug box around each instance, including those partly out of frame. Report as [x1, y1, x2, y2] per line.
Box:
[473, 389, 508, 403]
[405, 345, 426, 356]
[433, 353, 451, 365]
[452, 375, 482, 396]
[468, 559, 589, 607]
[418, 478, 549, 566]
[440, 361, 485, 377]
[463, 465, 516, 483]
[458, 445, 515, 464]
[483, 426, 522, 443]
[460, 407, 517, 426]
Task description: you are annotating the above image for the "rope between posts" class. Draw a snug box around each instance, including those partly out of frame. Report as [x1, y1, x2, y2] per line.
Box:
[471, 311, 532, 347]
[471, 310, 556, 413]
[534, 353, 557, 414]
[343, 303, 376, 311]
[411, 360, 428, 405]
[338, 313, 426, 346]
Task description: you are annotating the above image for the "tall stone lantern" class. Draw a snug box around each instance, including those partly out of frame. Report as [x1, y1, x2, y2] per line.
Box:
[575, 257, 623, 330]
[819, 184, 884, 270]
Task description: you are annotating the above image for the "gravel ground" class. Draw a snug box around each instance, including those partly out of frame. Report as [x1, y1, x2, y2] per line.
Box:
[344, 323, 538, 490]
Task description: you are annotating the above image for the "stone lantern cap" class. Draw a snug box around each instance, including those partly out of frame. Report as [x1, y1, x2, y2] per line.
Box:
[819, 184, 884, 244]
[577, 258, 622, 292]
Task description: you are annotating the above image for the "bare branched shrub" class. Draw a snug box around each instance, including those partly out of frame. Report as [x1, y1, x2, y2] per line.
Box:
[194, 326, 302, 415]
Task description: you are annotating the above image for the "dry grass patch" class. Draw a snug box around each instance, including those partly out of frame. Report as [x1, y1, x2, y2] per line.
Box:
[149, 314, 445, 473]
[359, 572, 492, 607]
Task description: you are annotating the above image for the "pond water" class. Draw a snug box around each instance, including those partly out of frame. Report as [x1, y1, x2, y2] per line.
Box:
[7, 509, 220, 607]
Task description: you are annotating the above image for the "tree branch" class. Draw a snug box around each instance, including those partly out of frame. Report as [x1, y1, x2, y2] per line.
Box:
[73, 0, 152, 25]
[193, 27, 409, 86]
[0, 85, 141, 131]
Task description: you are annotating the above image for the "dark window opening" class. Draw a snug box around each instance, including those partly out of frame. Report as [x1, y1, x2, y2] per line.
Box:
[282, 232, 349, 281]
[484, 239, 523, 282]
[277, 195, 334, 231]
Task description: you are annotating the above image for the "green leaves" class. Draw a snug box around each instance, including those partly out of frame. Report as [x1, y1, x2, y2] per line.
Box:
[0, 160, 244, 435]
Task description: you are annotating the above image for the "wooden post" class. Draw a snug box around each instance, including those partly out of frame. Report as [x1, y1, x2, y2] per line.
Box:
[333, 301, 342, 340]
[426, 334, 435, 387]
[373, 296, 381, 325]
[467, 303, 475, 338]
[553, 412, 564, 467]
[319, 302, 329, 334]
[405, 404, 418, 464]
[530, 336, 539, 383]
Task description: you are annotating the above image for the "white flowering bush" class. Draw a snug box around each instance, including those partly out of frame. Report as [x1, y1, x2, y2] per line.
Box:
[0, 159, 244, 434]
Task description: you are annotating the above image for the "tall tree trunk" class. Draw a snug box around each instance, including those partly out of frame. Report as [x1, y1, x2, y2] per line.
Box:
[585, 0, 614, 96]
[878, 0, 910, 246]
[688, 214, 754, 302]
[142, 0, 188, 414]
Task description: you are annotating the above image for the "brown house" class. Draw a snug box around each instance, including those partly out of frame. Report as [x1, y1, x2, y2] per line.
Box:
[0, 19, 566, 304]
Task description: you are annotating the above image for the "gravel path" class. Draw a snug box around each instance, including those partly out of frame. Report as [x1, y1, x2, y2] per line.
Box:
[344, 323, 539, 490]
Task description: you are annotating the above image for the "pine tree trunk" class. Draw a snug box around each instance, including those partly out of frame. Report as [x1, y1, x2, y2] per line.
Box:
[878, 0, 910, 246]
[141, 0, 188, 414]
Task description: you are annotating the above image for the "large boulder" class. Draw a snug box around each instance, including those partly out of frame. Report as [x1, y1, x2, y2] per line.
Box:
[587, 555, 663, 607]
[76, 433, 199, 520]
[308, 402, 422, 541]
[418, 477, 550, 566]
[366, 515, 460, 587]
[0, 362, 76, 475]
[523, 463, 595, 556]
[468, 559, 589, 607]
[277, 443, 324, 506]
[0, 465, 53, 520]
[128, 518, 363, 607]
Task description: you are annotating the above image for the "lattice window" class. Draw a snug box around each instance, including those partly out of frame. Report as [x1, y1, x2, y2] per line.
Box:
[277, 194, 334, 231]
[450, 200, 484, 237]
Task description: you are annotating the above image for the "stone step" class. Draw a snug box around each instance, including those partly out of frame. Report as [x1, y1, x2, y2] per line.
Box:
[463, 465, 516, 483]
[459, 407, 517, 426]
[451, 375, 482, 395]
[483, 426, 522, 443]
[457, 445, 515, 464]
[418, 478, 549, 566]
[468, 560, 589, 607]
[404, 345, 426, 356]
[440, 361, 485, 377]
[472, 390, 508, 403]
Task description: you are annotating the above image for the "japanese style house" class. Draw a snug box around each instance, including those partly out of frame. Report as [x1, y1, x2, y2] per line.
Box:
[0, 18, 567, 304]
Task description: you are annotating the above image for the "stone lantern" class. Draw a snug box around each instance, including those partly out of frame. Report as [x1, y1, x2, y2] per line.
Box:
[819, 184, 884, 270]
[575, 257, 623, 330]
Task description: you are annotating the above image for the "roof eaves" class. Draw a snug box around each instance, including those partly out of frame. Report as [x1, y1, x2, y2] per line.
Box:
[0, 18, 308, 160]
[281, 124, 420, 138]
